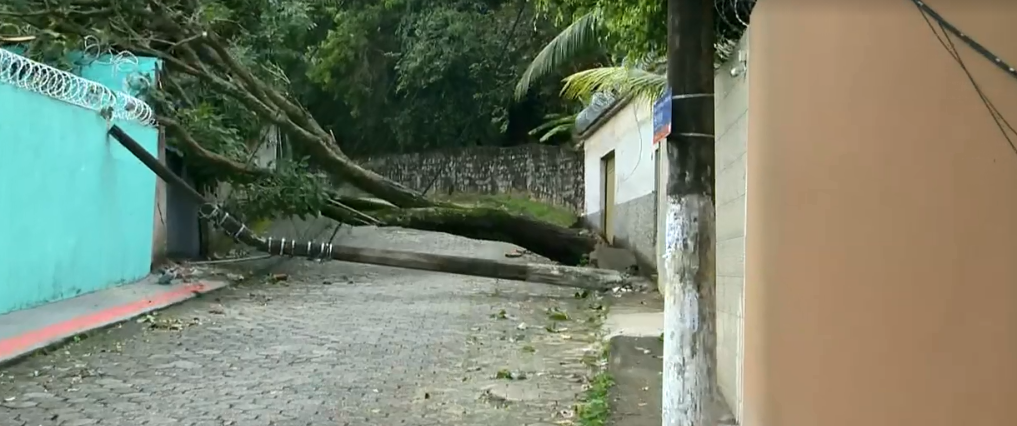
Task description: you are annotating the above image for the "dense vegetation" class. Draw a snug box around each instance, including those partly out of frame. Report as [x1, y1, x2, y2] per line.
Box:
[0, 0, 748, 264]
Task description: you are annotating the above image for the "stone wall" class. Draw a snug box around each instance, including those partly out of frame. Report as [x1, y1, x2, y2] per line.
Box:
[359, 145, 585, 212]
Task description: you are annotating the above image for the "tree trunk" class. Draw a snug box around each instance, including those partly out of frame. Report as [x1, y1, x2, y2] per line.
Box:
[662, 0, 717, 425]
[305, 140, 436, 208]
[345, 205, 598, 266]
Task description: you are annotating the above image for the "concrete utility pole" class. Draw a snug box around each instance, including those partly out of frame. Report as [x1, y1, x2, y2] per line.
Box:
[662, 0, 717, 424]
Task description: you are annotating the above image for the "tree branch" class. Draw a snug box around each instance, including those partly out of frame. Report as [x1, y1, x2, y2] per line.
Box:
[159, 115, 271, 182]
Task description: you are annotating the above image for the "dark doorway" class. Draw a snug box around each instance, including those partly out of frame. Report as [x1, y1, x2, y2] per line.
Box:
[164, 150, 202, 260]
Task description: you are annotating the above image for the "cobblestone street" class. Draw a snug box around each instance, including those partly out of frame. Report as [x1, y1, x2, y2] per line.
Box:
[0, 228, 605, 426]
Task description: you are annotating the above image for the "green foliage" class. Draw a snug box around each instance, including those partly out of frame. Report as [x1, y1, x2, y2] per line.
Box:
[518, 0, 754, 104]
[513, 10, 603, 100]
[223, 163, 331, 221]
[529, 113, 576, 143]
[510, 0, 664, 110]
[1, 0, 589, 222]
[306, 0, 573, 155]
[576, 370, 613, 426]
[435, 192, 577, 227]
[561, 66, 666, 104]
[533, 0, 665, 61]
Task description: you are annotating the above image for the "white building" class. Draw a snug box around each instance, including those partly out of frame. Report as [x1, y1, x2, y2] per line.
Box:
[577, 35, 750, 420]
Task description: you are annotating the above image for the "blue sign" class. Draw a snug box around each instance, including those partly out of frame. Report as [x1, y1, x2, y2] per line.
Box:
[652, 86, 671, 144]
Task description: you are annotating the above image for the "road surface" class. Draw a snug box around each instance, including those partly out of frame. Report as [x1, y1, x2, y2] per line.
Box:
[0, 227, 604, 426]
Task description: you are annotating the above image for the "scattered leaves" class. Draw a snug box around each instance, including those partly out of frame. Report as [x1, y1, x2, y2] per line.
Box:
[547, 307, 570, 321]
[495, 369, 527, 380]
[545, 323, 568, 333]
[575, 372, 613, 426]
[136, 313, 201, 330]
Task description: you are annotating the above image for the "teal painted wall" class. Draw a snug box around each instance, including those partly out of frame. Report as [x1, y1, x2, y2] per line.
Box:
[0, 55, 161, 315]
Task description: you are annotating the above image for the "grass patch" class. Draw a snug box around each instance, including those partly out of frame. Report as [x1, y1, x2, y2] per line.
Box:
[576, 370, 613, 426]
[574, 295, 611, 425]
[434, 192, 577, 228]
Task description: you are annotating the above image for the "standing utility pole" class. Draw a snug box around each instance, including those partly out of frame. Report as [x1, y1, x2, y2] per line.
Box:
[662, 0, 717, 425]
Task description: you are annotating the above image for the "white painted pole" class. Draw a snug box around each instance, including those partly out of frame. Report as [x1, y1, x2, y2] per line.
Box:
[662, 0, 717, 425]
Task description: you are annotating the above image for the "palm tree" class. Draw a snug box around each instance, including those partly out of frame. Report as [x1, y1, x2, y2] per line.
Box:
[513, 10, 667, 106]
[515, 0, 755, 106]
[515, 9, 666, 142]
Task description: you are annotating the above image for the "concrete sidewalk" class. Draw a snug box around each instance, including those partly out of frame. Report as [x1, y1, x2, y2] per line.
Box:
[603, 293, 665, 426]
[0, 276, 227, 366]
[603, 293, 736, 426]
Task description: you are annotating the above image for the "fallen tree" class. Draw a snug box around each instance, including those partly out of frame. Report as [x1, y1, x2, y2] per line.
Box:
[165, 116, 596, 265]
[111, 125, 642, 290]
[0, 0, 598, 265]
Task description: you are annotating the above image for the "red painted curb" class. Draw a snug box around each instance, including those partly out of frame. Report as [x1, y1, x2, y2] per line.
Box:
[0, 282, 211, 361]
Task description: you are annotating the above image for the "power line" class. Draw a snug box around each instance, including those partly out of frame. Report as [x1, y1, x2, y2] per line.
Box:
[911, 0, 1017, 159]
[911, 1, 1017, 80]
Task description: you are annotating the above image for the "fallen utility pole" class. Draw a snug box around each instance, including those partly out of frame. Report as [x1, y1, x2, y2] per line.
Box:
[108, 125, 641, 291]
[662, 0, 718, 425]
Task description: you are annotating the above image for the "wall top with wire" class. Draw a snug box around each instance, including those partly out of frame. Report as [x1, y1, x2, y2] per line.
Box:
[0, 45, 157, 127]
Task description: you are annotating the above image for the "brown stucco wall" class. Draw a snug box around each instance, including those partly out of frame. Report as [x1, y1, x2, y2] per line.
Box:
[743, 2, 1017, 426]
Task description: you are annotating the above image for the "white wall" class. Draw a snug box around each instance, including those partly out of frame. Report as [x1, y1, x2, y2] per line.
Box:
[583, 101, 658, 216]
[715, 34, 750, 421]
[581, 38, 749, 422]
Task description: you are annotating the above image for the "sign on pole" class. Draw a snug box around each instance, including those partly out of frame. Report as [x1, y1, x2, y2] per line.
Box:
[652, 86, 671, 145]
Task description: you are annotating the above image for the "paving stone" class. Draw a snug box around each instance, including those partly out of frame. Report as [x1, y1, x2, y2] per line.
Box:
[0, 228, 602, 426]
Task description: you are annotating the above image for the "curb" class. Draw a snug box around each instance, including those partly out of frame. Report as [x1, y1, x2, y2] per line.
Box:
[0, 280, 228, 367]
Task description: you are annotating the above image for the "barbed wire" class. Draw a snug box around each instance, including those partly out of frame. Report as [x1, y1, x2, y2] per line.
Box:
[80, 36, 144, 83]
[0, 47, 155, 126]
[715, 0, 756, 64]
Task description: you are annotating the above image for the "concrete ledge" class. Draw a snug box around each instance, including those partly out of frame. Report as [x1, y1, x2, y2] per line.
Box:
[0, 277, 228, 366]
[579, 214, 658, 282]
[603, 292, 664, 342]
[604, 311, 664, 342]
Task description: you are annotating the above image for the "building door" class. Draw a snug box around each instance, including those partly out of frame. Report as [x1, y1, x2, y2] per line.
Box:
[602, 152, 616, 243]
[165, 151, 202, 260]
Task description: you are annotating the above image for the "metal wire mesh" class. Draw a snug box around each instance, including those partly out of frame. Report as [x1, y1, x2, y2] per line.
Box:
[0, 47, 155, 126]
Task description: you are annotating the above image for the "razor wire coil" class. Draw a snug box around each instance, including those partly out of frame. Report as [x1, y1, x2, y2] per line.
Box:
[0, 46, 155, 126]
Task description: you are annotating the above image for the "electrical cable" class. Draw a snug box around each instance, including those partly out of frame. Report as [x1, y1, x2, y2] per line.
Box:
[911, 0, 1017, 159]
[911, 1, 1017, 81]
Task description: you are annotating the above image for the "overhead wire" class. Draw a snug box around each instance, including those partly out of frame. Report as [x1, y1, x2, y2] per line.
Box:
[911, 0, 1017, 159]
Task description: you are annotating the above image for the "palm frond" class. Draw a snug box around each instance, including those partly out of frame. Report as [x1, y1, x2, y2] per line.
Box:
[529, 113, 577, 142]
[621, 53, 665, 73]
[560, 67, 666, 104]
[513, 10, 602, 100]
